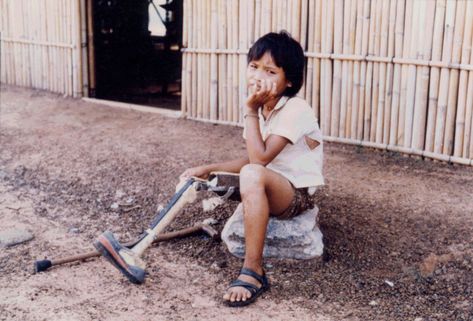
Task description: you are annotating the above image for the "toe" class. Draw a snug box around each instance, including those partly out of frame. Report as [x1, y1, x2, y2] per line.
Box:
[223, 291, 230, 301]
[230, 290, 237, 302]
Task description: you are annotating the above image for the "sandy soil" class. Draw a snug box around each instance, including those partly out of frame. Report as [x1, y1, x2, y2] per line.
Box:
[0, 85, 472, 321]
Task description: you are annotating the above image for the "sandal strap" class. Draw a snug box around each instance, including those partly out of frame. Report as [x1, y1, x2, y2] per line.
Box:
[240, 267, 268, 287]
[228, 279, 259, 294]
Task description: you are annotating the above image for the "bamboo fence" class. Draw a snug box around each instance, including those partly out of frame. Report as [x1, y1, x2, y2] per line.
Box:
[1, 0, 472, 165]
[0, 0, 84, 97]
[181, 0, 473, 165]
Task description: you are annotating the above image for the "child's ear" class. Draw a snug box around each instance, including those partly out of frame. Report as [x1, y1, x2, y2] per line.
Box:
[287, 82, 292, 88]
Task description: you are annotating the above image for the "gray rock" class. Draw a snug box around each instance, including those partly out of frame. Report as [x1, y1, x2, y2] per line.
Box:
[221, 203, 323, 260]
[0, 228, 34, 247]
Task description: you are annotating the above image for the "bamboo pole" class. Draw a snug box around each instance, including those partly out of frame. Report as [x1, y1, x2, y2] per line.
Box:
[210, 0, 218, 121]
[300, 0, 308, 49]
[323, 136, 473, 166]
[58, 0, 64, 92]
[305, 0, 315, 106]
[330, 0, 344, 137]
[356, 0, 370, 140]
[217, 0, 227, 121]
[434, 0, 458, 154]
[182, 0, 189, 118]
[226, 0, 233, 122]
[369, 0, 383, 142]
[374, 0, 390, 143]
[298, 0, 306, 97]
[80, 0, 88, 96]
[411, 1, 436, 150]
[254, 0, 261, 40]
[454, 0, 473, 157]
[464, 26, 473, 158]
[381, 0, 397, 144]
[397, 0, 414, 145]
[425, 0, 447, 151]
[344, 0, 357, 137]
[339, 0, 351, 138]
[363, 0, 376, 141]
[232, 0, 239, 123]
[321, 0, 334, 135]
[311, 0, 322, 120]
[203, 0, 210, 120]
[238, 0, 248, 123]
[443, 0, 466, 155]
[196, 0, 203, 118]
[191, 0, 198, 118]
[87, 0, 96, 95]
[350, 0, 363, 138]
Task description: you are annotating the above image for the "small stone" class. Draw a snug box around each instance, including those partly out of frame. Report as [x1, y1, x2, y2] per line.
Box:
[384, 280, 394, 287]
[68, 227, 80, 234]
[202, 218, 218, 225]
[110, 202, 119, 210]
[126, 197, 134, 204]
[115, 190, 126, 198]
[265, 263, 273, 269]
[0, 228, 34, 247]
[414, 318, 424, 321]
[369, 300, 378, 306]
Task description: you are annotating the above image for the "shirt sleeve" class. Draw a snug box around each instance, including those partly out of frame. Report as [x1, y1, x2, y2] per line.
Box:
[270, 99, 318, 144]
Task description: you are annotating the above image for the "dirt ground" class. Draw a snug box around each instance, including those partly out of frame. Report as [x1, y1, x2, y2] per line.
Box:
[0, 85, 472, 321]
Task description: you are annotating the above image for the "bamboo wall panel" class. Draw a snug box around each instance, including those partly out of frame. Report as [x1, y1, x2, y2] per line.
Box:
[182, 0, 473, 165]
[0, 0, 83, 97]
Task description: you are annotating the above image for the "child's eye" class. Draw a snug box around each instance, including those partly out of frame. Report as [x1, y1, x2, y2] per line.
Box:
[249, 64, 257, 69]
[267, 70, 276, 75]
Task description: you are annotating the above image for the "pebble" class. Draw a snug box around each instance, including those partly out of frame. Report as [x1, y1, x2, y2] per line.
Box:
[384, 280, 394, 287]
[369, 300, 378, 306]
[68, 227, 80, 234]
[0, 228, 34, 247]
[110, 202, 119, 210]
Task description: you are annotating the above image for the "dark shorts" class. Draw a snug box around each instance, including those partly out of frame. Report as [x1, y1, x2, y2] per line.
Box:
[276, 187, 317, 220]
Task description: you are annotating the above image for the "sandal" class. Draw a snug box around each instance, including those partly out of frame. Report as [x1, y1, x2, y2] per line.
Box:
[224, 267, 270, 307]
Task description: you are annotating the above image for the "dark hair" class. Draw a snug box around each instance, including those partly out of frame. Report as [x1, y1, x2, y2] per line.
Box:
[247, 31, 305, 97]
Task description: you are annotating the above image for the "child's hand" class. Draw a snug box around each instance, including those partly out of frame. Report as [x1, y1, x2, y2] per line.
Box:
[179, 166, 210, 181]
[246, 79, 277, 110]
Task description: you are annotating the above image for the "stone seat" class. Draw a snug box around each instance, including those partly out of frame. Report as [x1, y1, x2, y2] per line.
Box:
[221, 203, 324, 260]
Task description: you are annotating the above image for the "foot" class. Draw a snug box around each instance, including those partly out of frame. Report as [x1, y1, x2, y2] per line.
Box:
[223, 267, 269, 307]
[94, 231, 146, 284]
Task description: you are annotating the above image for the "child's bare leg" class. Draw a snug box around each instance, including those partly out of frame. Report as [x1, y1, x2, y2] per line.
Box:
[223, 164, 294, 303]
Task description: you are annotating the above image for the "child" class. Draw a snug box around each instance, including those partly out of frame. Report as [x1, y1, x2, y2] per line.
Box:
[180, 31, 324, 307]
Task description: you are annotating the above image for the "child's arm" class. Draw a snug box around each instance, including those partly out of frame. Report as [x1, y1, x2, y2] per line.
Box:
[179, 157, 249, 180]
[245, 80, 290, 165]
[245, 114, 289, 165]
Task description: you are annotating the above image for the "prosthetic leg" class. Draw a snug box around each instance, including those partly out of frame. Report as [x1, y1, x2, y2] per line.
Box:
[94, 173, 240, 284]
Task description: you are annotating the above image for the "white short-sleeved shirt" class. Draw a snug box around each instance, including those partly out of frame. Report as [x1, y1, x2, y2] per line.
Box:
[243, 96, 324, 188]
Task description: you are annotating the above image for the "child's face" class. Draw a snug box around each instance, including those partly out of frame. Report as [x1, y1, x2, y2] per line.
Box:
[247, 52, 291, 98]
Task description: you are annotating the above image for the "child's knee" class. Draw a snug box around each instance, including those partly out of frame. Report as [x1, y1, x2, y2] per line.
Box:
[240, 164, 266, 193]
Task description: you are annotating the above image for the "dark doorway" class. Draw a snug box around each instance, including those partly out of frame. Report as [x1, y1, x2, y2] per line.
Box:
[90, 0, 183, 110]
